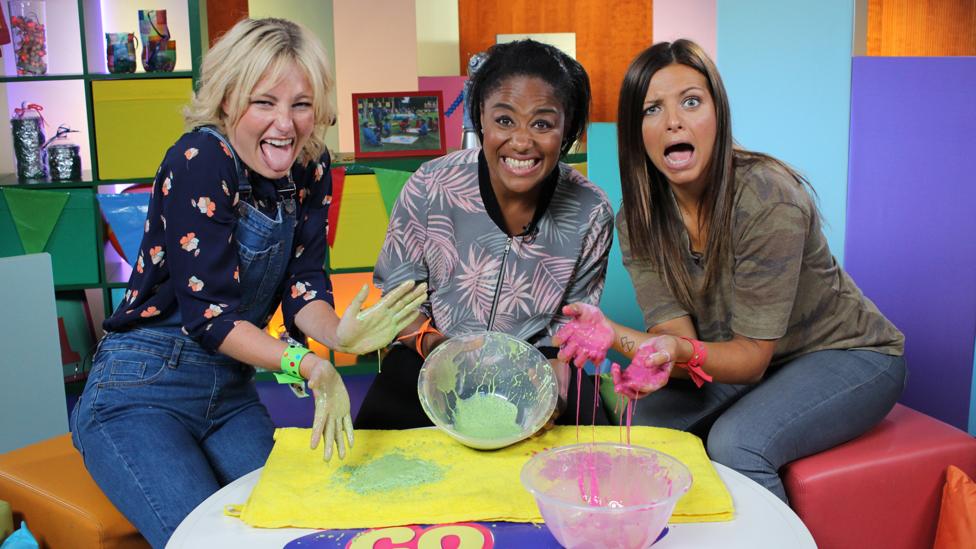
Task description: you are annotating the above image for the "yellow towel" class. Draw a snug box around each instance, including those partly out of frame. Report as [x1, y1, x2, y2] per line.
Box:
[239, 426, 734, 529]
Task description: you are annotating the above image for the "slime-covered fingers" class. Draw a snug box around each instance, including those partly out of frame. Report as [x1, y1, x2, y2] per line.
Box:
[612, 340, 674, 398]
[323, 410, 336, 462]
[308, 360, 352, 462]
[555, 303, 613, 369]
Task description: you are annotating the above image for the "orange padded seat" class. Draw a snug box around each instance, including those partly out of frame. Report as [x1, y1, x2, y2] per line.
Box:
[0, 434, 148, 549]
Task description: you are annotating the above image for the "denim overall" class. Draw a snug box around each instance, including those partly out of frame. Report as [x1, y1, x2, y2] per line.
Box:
[70, 127, 299, 548]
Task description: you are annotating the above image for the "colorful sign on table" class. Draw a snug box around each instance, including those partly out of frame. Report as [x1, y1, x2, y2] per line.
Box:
[279, 521, 669, 548]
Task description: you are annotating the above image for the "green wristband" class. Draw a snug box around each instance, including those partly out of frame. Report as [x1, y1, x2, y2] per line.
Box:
[275, 345, 310, 386]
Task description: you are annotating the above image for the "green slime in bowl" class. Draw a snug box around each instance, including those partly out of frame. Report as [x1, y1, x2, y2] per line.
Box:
[453, 393, 523, 440]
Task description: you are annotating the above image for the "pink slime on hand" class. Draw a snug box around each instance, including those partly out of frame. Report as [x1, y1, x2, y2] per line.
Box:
[556, 304, 612, 444]
[611, 339, 674, 400]
[554, 304, 614, 369]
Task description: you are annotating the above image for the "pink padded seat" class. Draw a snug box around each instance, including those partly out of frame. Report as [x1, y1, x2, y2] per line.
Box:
[783, 404, 976, 549]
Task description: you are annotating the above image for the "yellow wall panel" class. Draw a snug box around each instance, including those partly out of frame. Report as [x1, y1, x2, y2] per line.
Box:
[329, 174, 389, 270]
[568, 162, 587, 177]
[416, 0, 460, 77]
[93, 78, 193, 180]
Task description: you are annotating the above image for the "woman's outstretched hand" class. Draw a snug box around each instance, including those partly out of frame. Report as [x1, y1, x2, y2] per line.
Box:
[306, 356, 353, 461]
[553, 303, 614, 369]
[336, 280, 428, 354]
[611, 336, 676, 399]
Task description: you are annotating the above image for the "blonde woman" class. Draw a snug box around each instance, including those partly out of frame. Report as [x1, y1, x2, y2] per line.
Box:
[70, 19, 425, 547]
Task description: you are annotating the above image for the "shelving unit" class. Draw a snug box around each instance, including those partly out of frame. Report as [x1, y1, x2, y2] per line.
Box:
[0, 0, 201, 290]
[0, 0, 203, 384]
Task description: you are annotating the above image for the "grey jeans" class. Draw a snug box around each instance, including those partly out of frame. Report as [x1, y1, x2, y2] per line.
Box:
[630, 349, 907, 503]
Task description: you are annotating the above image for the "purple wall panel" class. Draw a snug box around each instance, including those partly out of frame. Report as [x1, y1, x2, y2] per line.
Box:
[256, 374, 376, 428]
[845, 57, 976, 430]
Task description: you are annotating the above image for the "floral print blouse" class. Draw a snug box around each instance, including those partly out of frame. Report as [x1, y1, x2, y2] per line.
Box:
[104, 131, 334, 353]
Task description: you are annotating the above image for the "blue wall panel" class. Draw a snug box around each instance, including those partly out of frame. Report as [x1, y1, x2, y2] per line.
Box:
[588, 122, 644, 366]
[717, 0, 854, 264]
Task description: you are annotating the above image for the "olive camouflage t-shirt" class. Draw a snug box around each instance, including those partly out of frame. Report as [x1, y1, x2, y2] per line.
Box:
[619, 157, 904, 366]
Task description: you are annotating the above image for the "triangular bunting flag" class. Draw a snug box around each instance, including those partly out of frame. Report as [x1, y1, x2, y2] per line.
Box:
[372, 167, 412, 218]
[2, 187, 69, 253]
[97, 193, 150, 267]
[327, 167, 345, 248]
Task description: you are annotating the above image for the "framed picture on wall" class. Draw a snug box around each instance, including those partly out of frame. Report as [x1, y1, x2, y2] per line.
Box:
[352, 91, 447, 158]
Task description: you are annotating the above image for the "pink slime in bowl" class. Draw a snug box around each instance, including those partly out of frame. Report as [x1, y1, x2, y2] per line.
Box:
[520, 443, 692, 549]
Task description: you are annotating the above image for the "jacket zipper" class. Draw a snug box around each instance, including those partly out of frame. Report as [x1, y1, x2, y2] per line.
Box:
[486, 237, 512, 331]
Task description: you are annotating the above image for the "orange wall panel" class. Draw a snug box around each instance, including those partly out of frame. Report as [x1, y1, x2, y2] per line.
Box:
[867, 0, 976, 56]
[207, 0, 249, 45]
[458, 0, 652, 123]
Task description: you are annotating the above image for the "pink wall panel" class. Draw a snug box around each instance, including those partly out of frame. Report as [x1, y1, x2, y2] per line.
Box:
[333, 0, 419, 153]
[418, 76, 466, 151]
[653, 0, 717, 61]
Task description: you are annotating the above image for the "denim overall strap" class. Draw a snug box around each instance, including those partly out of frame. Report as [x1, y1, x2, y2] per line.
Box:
[195, 126, 250, 198]
[146, 128, 300, 329]
[194, 125, 298, 206]
[193, 126, 299, 326]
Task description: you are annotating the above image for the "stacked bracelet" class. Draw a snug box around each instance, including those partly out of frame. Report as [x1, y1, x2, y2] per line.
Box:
[677, 336, 713, 388]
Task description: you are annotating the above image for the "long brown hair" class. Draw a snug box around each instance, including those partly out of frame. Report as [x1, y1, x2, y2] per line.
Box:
[618, 40, 814, 313]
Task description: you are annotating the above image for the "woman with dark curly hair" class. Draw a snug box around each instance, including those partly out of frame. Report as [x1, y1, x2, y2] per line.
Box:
[355, 39, 615, 430]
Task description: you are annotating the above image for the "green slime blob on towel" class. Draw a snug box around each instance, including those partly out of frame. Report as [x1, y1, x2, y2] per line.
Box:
[453, 393, 523, 439]
[336, 453, 445, 495]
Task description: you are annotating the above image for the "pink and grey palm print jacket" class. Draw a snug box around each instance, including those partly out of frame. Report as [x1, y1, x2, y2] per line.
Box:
[374, 148, 614, 348]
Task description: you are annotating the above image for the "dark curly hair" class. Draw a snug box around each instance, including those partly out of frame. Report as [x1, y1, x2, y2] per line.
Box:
[467, 39, 590, 157]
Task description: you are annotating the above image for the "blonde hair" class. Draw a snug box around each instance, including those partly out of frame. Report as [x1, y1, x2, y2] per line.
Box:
[184, 18, 335, 163]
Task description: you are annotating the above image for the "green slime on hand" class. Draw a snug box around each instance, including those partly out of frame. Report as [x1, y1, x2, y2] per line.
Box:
[336, 453, 445, 495]
[453, 393, 523, 440]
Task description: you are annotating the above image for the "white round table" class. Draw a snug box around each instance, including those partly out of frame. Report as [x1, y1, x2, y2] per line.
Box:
[168, 462, 814, 548]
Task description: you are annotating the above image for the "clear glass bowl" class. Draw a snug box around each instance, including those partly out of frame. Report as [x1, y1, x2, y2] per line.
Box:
[417, 331, 557, 450]
[521, 443, 693, 549]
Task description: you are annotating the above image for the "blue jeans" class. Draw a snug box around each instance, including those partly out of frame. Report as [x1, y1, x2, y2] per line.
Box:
[71, 127, 301, 548]
[70, 328, 275, 548]
[630, 349, 907, 503]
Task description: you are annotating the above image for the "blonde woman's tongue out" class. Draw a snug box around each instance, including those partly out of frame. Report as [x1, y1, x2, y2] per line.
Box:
[261, 137, 297, 173]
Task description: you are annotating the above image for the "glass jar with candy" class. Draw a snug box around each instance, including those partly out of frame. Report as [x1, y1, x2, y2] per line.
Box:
[8, 1, 48, 76]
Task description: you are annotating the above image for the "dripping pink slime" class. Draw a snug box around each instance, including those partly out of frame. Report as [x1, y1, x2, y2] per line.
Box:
[557, 303, 663, 507]
[555, 303, 614, 446]
[555, 303, 613, 506]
